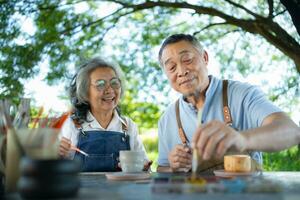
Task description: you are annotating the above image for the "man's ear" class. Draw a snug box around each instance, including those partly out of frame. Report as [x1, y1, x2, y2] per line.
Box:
[203, 50, 209, 65]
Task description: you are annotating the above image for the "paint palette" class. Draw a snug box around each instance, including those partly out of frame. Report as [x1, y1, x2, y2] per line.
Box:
[214, 169, 261, 178]
[151, 175, 218, 194]
[106, 172, 151, 181]
[151, 174, 282, 194]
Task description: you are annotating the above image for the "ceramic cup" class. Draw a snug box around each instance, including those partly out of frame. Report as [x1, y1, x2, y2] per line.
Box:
[119, 151, 144, 173]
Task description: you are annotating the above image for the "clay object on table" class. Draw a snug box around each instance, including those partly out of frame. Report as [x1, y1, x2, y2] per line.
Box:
[18, 157, 81, 199]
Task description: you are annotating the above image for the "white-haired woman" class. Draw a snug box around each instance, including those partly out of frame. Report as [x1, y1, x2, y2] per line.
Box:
[59, 57, 151, 172]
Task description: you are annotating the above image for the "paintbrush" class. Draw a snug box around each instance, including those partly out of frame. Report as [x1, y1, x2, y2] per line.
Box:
[191, 108, 203, 179]
[13, 98, 31, 128]
[49, 112, 69, 129]
[0, 100, 26, 157]
[70, 146, 89, 157]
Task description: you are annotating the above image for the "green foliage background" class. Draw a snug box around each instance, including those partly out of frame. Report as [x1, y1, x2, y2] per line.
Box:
[263, 146, 300, 171]
[1, 0, 299, 171]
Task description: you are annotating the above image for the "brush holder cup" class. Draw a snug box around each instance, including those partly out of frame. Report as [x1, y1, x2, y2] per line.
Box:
[18, 158, 80, 199]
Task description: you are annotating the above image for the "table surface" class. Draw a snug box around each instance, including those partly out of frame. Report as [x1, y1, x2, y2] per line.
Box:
[4, 171, 300, 200]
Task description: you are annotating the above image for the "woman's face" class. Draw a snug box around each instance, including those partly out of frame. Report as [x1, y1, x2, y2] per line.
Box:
[88, 67, 121, 114]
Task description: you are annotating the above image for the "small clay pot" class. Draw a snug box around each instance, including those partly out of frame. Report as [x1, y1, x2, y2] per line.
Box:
[18, 158, 80, 199]
[20, 157, 80, 176]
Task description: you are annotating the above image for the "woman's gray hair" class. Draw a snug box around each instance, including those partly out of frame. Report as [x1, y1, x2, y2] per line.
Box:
[75, 57, 125, 104]
[70, 56, 125, 123]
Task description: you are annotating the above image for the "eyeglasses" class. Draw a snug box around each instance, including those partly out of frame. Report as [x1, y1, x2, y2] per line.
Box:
[91, 77, 121, 91]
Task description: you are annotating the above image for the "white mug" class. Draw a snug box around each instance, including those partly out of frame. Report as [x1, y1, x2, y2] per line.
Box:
[119, 150, 144, 173]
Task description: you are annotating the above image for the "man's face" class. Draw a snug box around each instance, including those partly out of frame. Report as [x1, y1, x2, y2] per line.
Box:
[161, 40, 209, 96]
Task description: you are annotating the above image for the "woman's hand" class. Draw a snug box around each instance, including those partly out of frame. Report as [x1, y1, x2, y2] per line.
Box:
[59, 137, 72, 158]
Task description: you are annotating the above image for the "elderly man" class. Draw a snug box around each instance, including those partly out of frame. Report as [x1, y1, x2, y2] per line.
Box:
[156, 34, 300, 173]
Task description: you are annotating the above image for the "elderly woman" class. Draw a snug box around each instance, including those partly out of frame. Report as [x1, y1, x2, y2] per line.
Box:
[59, 57, 151, 172]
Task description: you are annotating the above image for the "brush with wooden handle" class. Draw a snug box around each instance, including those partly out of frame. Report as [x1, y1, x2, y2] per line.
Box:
[191, 108, 202, 179]
[70, 145, 89, 157]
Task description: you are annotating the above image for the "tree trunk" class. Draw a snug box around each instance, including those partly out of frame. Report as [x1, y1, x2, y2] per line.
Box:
[280, 0, 300, 36]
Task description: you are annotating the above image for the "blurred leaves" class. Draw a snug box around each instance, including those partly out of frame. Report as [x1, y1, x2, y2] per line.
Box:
[0, 0, 299, 129]
[0, 0, 298, 98]
[120, 90, 161, 129]
[263, 146, 300, 171]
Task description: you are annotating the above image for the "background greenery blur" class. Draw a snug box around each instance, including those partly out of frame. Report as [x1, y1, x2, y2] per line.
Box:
[1, 0, 299, 171]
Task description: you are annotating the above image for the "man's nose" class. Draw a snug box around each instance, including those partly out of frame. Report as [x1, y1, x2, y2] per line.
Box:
[178, 65, 189, 77]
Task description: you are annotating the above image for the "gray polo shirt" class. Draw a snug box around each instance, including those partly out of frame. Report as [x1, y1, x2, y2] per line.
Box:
[158, 76, 282, 166]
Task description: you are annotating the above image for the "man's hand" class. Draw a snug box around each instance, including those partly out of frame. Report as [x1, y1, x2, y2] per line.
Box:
[168, 144, 192, 172]
[143, 160, 153, 171]
[59, 137, 71, 158]
[192, 120, 247, 160]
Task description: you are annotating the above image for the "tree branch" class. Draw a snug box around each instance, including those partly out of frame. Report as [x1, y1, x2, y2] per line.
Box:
[60, 7, 127, 35]
[274, 9, 287, 17]
[104, 0, 131, 7]
[104, 1, 256, 27]
[226, 33, 240, 68]
[51, 0, 300, 73]
[217, 29, 240, 39]
[193, 22, 228, 36]
[37, 0, 87, 11]
[280, 0, 300, 36]
[93, 21, 118, 45]
[223, 0, 260, 18]
[103, 0, 299, 73]
[267, 0, 274, 18]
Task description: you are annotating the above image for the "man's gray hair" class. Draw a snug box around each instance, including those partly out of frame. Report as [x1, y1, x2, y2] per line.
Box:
[74, 57, 125, 104]
[158, 34, 204, 67]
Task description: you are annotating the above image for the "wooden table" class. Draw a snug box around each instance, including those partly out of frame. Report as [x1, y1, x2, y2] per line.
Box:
[4, 172, 300, 200]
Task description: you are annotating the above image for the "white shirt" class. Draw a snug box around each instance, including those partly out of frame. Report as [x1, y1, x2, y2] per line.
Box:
[59, 110, 148, 161]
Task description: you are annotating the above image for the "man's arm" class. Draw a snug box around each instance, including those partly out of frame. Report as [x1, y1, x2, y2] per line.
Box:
[192, 112, 300, 160]
[243, 112, 300, 152]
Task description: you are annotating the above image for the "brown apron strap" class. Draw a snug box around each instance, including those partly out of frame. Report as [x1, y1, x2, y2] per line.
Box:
[174, 80, 236, 172]
[72, 118, 82, 129]
[175, 99, 189, 145]
[120, 116, 128, 133]
[176, 99, 223, 172]
[222, 80, 233, 126]
[176, 79, 232, 145]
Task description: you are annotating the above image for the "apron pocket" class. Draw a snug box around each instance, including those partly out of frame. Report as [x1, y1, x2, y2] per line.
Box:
[83, 154, 116, 172]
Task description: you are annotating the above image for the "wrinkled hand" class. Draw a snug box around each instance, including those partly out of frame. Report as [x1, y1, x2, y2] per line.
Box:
[192, 120, 247, 160]
[168, 144, 192, 172]
[59, 137, 71, 158]
[143, 160, 153, 171]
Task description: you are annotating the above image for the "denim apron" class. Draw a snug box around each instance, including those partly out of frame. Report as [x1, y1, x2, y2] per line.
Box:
[74, 120, 130, 172]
